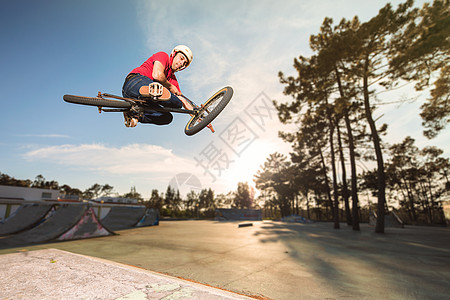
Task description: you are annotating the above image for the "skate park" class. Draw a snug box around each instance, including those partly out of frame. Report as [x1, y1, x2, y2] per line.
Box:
[1, 200, 449, 299]
[0, 201, 158, 244]
[2, 0, 450, 298]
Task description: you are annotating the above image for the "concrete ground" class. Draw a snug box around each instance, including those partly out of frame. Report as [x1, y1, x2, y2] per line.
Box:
[0, 248, 253, 299]
[1, 220, 449, 299]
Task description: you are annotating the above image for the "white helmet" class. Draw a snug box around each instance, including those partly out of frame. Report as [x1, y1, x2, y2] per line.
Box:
[171, 45, 193, 70]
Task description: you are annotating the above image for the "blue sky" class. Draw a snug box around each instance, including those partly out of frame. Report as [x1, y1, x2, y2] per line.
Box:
[1, 0, 447, 198]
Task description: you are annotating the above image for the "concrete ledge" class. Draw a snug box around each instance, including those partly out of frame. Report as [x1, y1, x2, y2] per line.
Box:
[0, 249, 253, 299]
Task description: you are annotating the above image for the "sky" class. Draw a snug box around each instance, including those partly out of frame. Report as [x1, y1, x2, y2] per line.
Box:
[0, 0, 447, 199]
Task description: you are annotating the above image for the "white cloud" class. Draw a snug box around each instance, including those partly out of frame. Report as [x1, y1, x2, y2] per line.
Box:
[22, 143, 194, 176]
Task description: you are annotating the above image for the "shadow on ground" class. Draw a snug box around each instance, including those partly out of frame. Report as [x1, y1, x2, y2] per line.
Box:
[254, 222, 450, 299]
[1, 221, 449, 299]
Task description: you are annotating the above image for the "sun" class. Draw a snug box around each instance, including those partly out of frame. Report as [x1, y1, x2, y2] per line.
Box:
[221, 139, 278, 190]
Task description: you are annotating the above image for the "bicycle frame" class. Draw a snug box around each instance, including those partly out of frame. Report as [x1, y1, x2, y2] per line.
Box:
[64, 85, 233, 135]
[97, 92, 215, 133]
[98, 92, 199, 115]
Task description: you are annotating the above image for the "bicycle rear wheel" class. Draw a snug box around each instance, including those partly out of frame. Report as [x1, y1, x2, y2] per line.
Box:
[184, 86, 233, 136]
[63, 95, 131, 109]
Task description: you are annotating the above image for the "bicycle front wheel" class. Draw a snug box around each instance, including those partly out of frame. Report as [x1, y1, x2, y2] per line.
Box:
[63, 95, 131, 109]
[185, 86, 233, 136]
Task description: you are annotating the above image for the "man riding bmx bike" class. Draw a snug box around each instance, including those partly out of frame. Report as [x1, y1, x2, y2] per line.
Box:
[122, 45, 194, 127]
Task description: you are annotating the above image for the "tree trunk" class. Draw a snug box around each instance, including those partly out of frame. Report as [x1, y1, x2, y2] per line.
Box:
[335, 67, 360, 230]
[319, 147, 334, 219]
[306, 195, 311, 220]
[427, 178, 436, 224]
[363, 58, 386, 234]
[405, 181, 418, 222]
[336, 122, 352, 226]
[327, 110, 340, 229]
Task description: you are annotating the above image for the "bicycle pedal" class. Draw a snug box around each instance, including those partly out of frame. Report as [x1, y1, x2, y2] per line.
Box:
[139, 83, 171, 101]
[149, 82, 163, 97]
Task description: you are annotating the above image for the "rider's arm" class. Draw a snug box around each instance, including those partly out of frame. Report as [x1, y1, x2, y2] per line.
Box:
[152, 61, 181, 95]
[178, 96, 194, 111]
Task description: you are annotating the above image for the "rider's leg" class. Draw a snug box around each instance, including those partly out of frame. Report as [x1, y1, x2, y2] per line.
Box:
[139, 82, 171, 100]
[122, 74, 145, 127]
[140, 111, 173, 125]
[139, 83, 192, 110]
[122, 73, 152, 99]
[163, 93, 183, 109]
[122, 73, 175, 126]
[123, 74, 182, 107]
[137, 82, 183, 109]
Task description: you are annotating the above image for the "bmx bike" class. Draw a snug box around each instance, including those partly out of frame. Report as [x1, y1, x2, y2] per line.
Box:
[63, 86, 233, 136]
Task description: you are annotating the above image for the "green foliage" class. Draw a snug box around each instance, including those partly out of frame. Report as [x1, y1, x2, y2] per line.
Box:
[255, 153, 297, 217]
[420, 65, 450, 138]
[361, 136, 449, 224]
[198, 188, 215, 210]
[164, 186, 182, 211]
[0, 172, 33, 188]
[122, 186, 143, 201]
[233, 182, 253, 209]
[273, 0, 449, 230]
[388, 0, 450, 137]
[148, 189, 164, 210]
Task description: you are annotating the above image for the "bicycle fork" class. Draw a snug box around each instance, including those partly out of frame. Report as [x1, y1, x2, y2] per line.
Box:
[181, 94, 215, 133]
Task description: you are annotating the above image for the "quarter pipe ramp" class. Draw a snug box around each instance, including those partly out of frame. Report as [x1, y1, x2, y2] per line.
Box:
[0, 203, 53, 236]
[101, 206, 146, 231]
[1, 203, 115, 245]
[369, 210, 404, 228]
[135, 208, 159, 227]
[57, 207, 116, 241]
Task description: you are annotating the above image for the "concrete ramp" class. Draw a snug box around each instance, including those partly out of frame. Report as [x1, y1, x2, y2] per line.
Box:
[369, 210, 404, 228]
[4, 204, 114, 244]
[57, 207, 116, 241]
[102, 206, 146, 231]
[0, 203, 53, 236]
[135, 208, 159, 227]
[282, 214, 313, 224]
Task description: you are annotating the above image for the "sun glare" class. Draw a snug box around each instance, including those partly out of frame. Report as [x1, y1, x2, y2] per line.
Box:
[221, 140, 278, 191]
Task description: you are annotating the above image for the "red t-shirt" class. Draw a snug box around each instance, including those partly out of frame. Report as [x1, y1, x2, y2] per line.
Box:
[130, 52, 180, 92]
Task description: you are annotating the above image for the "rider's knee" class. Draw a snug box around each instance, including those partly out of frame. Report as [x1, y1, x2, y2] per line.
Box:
[169, 94, 183, 109]
[154, 113, 173, 125]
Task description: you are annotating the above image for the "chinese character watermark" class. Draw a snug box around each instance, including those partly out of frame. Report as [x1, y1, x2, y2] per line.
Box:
[193, 91, 277, 182]
[244, 92, 277, 131]
[219, 116, 258, 156]
[194, 141, 234, 182]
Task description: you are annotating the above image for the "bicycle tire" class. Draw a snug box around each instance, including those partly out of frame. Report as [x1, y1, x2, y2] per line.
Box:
[185, 86, 233, 136]
[63, 94, 131, 109]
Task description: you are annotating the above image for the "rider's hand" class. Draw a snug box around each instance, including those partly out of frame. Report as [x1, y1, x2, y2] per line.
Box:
[181, 98, 194, 111]
[170, 85, 181, 96]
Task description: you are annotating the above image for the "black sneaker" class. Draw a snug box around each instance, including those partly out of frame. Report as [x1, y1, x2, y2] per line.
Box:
[123, 112, 138, 128]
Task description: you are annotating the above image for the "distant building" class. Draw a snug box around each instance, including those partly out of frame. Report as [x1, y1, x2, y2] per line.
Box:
[58, 194, 81, 202]
[94, 196, 138, 204]
[0, 185, 62, 221]
[0, 185, 60, 202]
